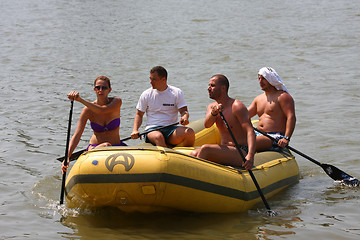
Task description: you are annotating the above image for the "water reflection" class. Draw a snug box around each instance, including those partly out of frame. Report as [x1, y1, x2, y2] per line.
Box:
[33, 171, 360, 239]
[33, 175, 308, 239]
[59, 208, 259, 239]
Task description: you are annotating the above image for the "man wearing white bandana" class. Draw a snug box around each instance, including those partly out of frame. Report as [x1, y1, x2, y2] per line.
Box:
[248, 67, 296, 152]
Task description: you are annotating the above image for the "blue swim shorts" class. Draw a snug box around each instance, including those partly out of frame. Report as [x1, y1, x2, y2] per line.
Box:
[144, 125, 179, 145]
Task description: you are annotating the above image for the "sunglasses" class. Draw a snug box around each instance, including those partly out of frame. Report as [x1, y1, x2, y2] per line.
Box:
[95, 85, 109, 91]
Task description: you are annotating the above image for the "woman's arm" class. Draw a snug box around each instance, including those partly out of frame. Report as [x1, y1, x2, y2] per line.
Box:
[68, 91, 122, 114]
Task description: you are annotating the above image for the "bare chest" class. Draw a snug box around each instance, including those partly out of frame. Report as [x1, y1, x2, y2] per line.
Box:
[258, 97, 281, 117]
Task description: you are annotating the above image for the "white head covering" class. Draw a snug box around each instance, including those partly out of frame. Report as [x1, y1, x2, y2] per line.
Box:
[258, 67, 289, 94]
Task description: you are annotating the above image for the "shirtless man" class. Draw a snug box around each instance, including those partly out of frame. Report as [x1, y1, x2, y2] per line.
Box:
[190, 74, 255, 170]
[248, 67, 296, 152]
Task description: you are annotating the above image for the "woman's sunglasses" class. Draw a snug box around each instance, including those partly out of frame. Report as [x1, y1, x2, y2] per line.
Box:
[95, 86, 109, 91]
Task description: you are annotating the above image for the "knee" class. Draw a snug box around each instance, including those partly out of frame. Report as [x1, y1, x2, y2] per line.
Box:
[190, 149, 199, 157]
[154, 133, 165, 142]
[185, 127, 195, 137]
[148, 131, 165, 144]
[255, 136, 273, 152]
[180, 128, 195, 147]
[197, 144, 212, 158]
[95, 142, 111, 148]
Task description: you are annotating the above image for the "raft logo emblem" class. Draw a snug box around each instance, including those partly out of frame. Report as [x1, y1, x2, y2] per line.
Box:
[105, 153, 135, 172]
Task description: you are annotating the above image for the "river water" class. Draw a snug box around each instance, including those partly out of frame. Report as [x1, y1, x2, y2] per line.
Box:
[1, 0, 359, 239]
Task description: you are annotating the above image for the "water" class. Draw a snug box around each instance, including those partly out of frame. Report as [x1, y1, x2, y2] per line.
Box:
[1, 0, 359, 239]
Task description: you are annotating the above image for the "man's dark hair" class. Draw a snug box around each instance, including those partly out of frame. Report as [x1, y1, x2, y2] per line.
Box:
[212, 74, 229, 92]
[150, 66, 168, 79]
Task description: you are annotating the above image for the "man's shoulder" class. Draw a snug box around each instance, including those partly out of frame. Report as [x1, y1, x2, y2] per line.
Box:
[167, 85, 184, 98]
[143, 87, 153, 93]
[140, 87, 154, 96]
[277, 91, 294, 102]
[230, 99, 247, 115]
[233, 98, 246, 108]
[167, 85, 182, 92]
[263, 90, 292, 101]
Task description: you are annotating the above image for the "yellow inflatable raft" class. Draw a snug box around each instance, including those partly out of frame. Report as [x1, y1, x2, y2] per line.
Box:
[65, 119, 299, 213]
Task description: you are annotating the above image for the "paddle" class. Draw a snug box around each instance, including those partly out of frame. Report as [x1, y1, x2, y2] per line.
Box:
[220, 112, 276, 216]
[60, 101, 74, 205]
[253, 127, 359, 187]
[57, 122, 179, 162]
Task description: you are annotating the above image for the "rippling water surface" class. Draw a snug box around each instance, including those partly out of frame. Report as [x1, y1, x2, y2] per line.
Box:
[1, 0, 359, 239]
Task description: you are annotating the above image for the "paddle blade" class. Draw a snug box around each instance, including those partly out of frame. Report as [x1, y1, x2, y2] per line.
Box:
[321, 164, 359, 187]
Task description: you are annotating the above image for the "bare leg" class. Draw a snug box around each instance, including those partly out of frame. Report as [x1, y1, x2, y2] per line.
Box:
[190, 148, 200, 157]
[87, 142, 112, 151]
[146, 131, 167, 147]
[196, 144, 245, 167]
[255, 136, 273, 152]
[168, 126, 195, 147]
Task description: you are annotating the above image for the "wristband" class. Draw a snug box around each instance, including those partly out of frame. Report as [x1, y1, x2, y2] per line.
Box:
[284, 136, 290, 141]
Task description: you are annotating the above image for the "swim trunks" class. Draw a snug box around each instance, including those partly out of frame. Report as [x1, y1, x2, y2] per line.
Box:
[144, 125, 179, 146]
[255, 131, 285, 151]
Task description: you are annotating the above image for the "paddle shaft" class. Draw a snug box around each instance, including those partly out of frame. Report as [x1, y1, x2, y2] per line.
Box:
[57, 122, 179, 162]
[220, 112, 272, 211]
[60, 101, 73, 205]
[119, 122, 179, 142]
[253, 127, 359, 185]
[253, 127, 322, 166]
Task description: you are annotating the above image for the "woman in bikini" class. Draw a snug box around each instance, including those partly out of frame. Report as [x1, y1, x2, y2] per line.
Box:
[61, 76, 126, 173]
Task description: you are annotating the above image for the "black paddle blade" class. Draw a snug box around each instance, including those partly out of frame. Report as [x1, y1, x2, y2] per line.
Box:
[267, 210, 277, 217]
[321, 164, 359, 187]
